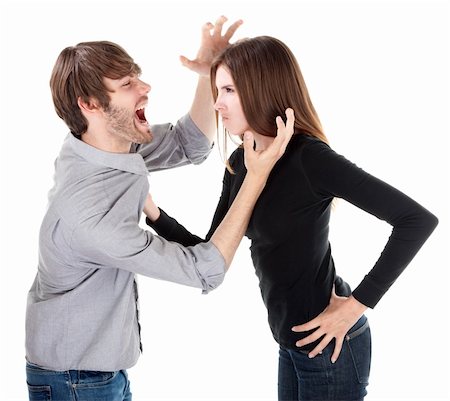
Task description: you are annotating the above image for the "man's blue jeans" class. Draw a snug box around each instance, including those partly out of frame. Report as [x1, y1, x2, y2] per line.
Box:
[278, 315, 371, 401]
[26, 362, 132, 401]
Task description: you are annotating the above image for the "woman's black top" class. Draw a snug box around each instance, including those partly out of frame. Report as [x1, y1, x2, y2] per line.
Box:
[147, 134, 438, 350]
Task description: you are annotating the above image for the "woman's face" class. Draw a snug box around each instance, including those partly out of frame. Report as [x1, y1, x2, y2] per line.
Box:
[214, 65, 250, 136]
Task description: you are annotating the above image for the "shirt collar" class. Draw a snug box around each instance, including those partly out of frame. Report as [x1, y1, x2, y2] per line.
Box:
[67, 132, 148, 176]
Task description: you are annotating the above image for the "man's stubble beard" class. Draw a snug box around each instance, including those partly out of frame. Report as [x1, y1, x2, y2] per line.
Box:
[105, 104, 152, 144]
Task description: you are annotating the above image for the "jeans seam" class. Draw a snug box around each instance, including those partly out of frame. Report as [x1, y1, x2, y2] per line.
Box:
[345, 327, 371, 386]
[72, 371, 119, 389]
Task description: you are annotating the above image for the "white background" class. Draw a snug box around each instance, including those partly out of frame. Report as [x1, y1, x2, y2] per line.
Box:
[0, 1, 449, 400]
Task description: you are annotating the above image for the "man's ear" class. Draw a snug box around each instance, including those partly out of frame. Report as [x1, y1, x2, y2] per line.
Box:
[77, 97, 101, 114]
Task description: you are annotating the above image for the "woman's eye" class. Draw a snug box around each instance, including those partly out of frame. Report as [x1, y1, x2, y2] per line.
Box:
[225, 87, 234, 93]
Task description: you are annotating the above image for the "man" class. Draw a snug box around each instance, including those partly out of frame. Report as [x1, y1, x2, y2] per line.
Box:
[25, 16, 295, 401]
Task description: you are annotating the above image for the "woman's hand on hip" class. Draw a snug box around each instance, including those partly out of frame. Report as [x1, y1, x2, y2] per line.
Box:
[291, 289, 367, 363]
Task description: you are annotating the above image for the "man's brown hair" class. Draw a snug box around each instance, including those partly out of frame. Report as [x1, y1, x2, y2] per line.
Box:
[50, 41, 141, 135]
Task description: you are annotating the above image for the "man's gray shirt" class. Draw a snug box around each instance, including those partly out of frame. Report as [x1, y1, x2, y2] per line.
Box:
[26, 114, 226, 371]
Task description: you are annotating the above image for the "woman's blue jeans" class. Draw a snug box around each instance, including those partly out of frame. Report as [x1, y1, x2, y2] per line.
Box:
[26, 362, 132, 401]
[278, 315, 371, 401]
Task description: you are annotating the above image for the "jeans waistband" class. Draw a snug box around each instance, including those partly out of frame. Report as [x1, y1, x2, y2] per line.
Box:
[295, 314, 369, 355]
[346, 315, 369, 341]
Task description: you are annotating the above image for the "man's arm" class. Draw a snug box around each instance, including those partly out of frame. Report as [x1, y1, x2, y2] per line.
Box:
[133, 17, 242, 170]
[74, 117, 292, 297]
[188, 76, 216, 144]
[209, 165, 265, 268]
[146, 109, 295, 270]
[144, 158, 267, 268]
[209, 111, 294, 268]
[134, 114, 212, 172]
[181, 16, 243, 144]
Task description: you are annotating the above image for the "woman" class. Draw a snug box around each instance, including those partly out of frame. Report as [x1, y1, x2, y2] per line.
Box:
[144, 36, 438, 400]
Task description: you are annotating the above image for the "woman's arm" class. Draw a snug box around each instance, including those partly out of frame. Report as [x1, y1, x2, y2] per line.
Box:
[144, 193, 209, 247]
[304, 141, 438, 307]
[292, 140, 438, 362]
[146, 109, 295, 270]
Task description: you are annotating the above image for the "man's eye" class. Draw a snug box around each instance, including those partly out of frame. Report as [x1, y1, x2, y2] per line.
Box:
[123, 81, 131, 87]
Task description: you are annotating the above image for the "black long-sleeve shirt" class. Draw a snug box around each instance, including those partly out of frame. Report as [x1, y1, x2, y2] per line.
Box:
[147, 134, 438, 350]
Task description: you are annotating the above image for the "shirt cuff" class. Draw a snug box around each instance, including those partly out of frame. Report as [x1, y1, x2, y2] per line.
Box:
[191, 241, 226, 294]
[352, 276, 385, 309]
[146, 211, 225, 294]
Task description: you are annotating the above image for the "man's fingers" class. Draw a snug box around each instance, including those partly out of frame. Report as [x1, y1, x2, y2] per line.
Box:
[278, 108, 295, 141]
[202, 21, 214, 32]
[179, 55, 195, 69]
[272, 108, 295, 155]
[275, 108, 295, 137]
[201, 22, 214, 40]
[223, 19, 244, 41]
[208, 16, 242, 42]
[243, 107, 295, 166]
[213, 15, 228, 35]
[285, 108, 295, 130]
[179, 55, 189, 65]
[275, 115, 284, 130]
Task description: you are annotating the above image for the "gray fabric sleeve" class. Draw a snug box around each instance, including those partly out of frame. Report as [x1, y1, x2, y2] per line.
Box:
[132, 114, 213, 172]
[71, 219, 225, 294]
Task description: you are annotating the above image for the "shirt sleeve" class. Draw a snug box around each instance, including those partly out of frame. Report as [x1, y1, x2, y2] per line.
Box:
[71, 215, 225, 294]
[300, 140, 439, 308]
[146, 209, 206, 247]
[131, 114, 213, 172]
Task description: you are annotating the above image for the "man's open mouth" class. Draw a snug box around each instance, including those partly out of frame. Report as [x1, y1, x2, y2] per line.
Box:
[135, 106, 147, 124]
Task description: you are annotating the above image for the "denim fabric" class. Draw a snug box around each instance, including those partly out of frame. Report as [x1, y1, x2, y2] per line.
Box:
[26, 363, 132, 401]
[278, 315, 371, 401]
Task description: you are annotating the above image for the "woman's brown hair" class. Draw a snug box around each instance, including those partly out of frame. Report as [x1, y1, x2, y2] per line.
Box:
[210, 36, 327, 169]
[49, 41, 141, 135]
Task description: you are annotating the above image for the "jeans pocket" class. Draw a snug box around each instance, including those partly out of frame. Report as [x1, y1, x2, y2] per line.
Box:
[76, 371, 117, 388]
[345, 320, 371, 385]
[27, 384, 52, 401]
[74, 371, 127, 400]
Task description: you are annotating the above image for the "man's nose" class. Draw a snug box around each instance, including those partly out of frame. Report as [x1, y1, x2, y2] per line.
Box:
[138, 79, 151, 94]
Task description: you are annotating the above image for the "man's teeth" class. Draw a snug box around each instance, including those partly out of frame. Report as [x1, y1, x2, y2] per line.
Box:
[136, 107, 147, 122]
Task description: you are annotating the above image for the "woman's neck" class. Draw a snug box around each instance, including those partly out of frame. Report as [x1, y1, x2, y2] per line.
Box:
[252, 131, 275, 151]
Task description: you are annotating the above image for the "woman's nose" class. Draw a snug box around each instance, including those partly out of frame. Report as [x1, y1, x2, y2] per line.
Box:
[214, 97, 223, 111]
